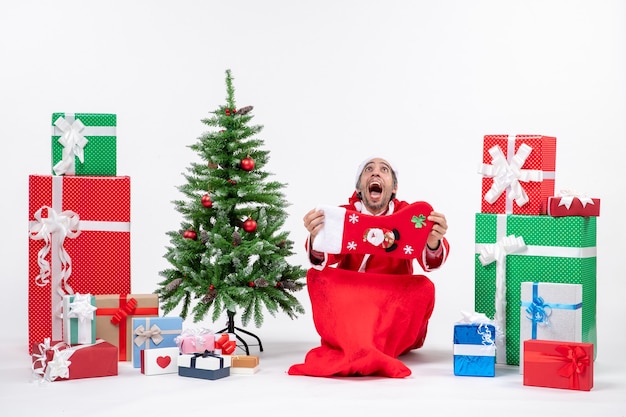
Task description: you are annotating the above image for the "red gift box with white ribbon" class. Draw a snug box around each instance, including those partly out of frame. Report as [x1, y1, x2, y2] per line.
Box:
[547, 190, 600, 217]
[478, 134, 556, 215]
[28, 175, 131, 353]
[31, 339, 118, 382]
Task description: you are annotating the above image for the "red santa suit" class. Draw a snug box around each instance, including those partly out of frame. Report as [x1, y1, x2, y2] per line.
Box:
[288, 192, 450, 378]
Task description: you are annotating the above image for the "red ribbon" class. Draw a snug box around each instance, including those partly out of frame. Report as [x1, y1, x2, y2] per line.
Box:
[215, 334, 237, 355]
[96, 295, 158, 361]
[555, 345, 590, 389]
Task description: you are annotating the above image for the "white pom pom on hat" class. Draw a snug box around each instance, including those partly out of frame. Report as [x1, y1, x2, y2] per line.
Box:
[354, 155, 399, 187]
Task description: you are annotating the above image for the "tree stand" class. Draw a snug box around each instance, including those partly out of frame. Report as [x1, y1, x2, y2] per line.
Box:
[216, 310, 264, 355]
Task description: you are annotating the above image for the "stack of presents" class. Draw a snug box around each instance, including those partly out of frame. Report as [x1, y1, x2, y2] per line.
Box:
[453, 134, 599, 391]
[28, 113, 260, 383]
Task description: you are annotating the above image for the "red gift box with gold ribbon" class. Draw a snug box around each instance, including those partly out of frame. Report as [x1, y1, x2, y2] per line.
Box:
[28, 175, 131, 353]
[95, 294, 159, 361]
[478, 135, 556, 215]
[523, 339, 593, 391]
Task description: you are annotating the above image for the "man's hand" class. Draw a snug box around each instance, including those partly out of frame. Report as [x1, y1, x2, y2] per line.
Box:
[426, 211, 448, 250]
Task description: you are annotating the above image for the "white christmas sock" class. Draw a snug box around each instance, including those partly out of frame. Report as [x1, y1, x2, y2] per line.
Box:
[312, 201, 434, 259]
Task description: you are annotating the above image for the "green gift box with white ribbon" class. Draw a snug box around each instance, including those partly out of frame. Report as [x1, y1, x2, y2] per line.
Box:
[62, 293, 97, 345]
[474, 213, 596, 366]
[51, 112, 117, 176]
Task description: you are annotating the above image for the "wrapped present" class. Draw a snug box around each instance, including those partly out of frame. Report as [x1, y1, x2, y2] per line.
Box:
[31, 339, 118, 382]
[141, 347, 179, 376]
[214, 333, 237, 354]
[523, 340, 593, 391]
[547, 190, 600, 217]
[132, 317, 183, 368]
[95, 294, 159, 361]
[453, 312, 496, 377]
[228, 355, 260, 375]
[475, 213, 596, 365]
[28, 175, 131, 353]
[478, 134, 556, 215]
[51, 112, 117, 176]
[519, 282, 582, 373]
[175, 328, 215, 354]
[63, 293, 97, 345]
[178, 352, 231, 380]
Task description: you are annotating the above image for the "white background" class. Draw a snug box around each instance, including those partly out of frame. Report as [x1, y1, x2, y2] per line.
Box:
[1, 1, 625, 416]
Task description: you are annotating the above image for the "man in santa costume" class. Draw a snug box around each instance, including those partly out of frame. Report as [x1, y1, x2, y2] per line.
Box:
[288, 156, 450, 378]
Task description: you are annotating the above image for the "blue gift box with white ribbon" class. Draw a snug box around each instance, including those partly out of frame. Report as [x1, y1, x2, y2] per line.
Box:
[131, 316, 183, 368]
[453, 323, 496, 377]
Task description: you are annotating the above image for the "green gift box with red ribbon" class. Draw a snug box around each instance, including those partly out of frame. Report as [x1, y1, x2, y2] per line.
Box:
[474, 213, 596, 366]
[95, 294, 159, 361]
[51, 112, 117, 176]
[28, 175, 131, 354]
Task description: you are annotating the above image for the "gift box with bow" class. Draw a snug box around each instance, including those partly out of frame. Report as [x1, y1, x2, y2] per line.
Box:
[474, 213, 596, 365]
[478, 134, 556, 215]
[131, 316, 183, 368]
[519, 282, 583, 373]
[178, 351, 231, 380]
[547, 190, 600, 217]
[31, 338, 118, 382]
[175, 328, 215, 354]
[63, 293, 97, 345]
[95, 294, 159, 361]
[28, 175, 131, 353]
[214, 333, 237, 355]
[523, 339, 593, 391]
[453, 312, 497, 377]
[141, 347, 179, 376]
[51, 112, 117, 176]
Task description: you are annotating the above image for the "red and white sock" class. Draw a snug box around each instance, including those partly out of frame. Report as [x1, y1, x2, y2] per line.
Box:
[312, 201, 434, 259]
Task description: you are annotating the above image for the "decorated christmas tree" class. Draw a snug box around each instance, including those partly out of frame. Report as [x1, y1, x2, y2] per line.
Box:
[156, 70, 306, 345]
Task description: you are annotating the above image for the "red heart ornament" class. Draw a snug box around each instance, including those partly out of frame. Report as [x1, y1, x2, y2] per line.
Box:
[156, 356, 171, 368]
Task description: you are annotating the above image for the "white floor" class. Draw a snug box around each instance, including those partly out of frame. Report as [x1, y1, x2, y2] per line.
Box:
[2, 330, 624, 417]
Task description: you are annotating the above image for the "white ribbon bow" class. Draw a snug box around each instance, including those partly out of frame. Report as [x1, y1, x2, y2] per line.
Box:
[45, 348, 73, 381]
[28, 206, 81, 289]
[53, 116, 89, 176]
[31, 339, 103, 383]
[557, 189, 595, 209]
[479, 143, 543, 208]
[67, 293, 96, 322]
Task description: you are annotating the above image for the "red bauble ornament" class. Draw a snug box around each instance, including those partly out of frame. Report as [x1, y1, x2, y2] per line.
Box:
[227, 179, 237, 185]
[242, 218, 257, 233]
[248, 281, 255, 287]
[209, 284, 214, 290]
[201, 194, 213, 208]
[240, 156, 255, 172]
[183, 229, 197, 240]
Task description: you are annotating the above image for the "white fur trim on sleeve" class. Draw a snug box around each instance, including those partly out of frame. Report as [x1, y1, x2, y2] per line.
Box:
[312, 205, 346, 254]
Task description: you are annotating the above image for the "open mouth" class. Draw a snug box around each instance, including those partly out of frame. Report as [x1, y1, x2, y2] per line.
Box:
[368, 181, 383, 198]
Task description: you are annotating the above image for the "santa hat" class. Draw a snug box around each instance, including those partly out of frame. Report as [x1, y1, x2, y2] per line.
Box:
[354, 155, 399, 188]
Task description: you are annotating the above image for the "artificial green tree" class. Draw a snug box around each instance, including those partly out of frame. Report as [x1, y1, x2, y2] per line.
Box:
[156, 69, 306, 352]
